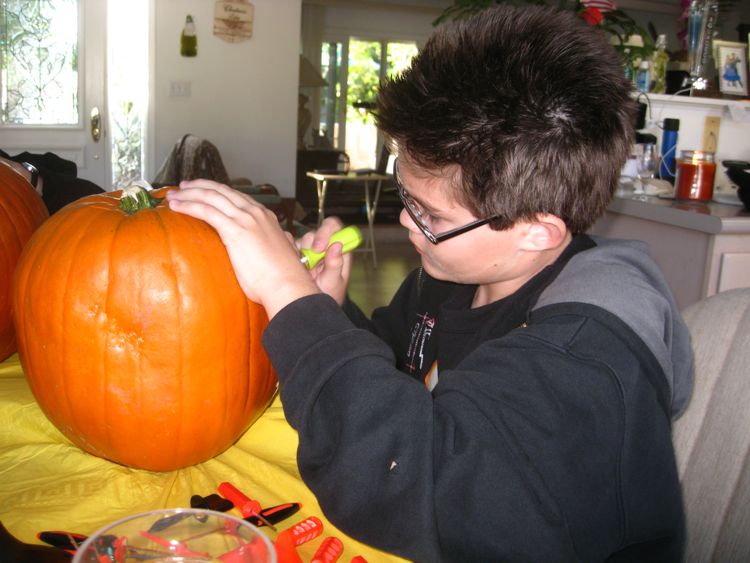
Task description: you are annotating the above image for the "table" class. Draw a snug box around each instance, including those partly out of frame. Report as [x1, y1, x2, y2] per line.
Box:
[0, 353, 406, 562]
[306, 171, 390, 267]
[295, 149, 346, 213]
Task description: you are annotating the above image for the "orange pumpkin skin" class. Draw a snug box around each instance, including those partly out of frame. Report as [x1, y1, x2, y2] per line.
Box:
[13, 187, 277, 471]
[0, 162, 49, 362]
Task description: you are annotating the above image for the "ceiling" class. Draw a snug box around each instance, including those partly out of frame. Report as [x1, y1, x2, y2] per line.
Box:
[302, 0, 452, 14]
[302, 0, 681, 16]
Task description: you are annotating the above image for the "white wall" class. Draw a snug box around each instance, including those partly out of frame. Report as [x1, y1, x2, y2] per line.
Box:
[638, 96, 750, 190]
[151, 0, 301, 197]
[322, 3, 444, 45]
[146, 0, 748, 199]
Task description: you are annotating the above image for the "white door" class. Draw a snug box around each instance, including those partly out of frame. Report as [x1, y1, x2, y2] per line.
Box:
[1, 0, 109, 189]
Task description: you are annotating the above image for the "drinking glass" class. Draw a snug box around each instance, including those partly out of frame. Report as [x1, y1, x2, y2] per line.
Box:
[635, 143, 657, 193]
[73, 508, 276, 562]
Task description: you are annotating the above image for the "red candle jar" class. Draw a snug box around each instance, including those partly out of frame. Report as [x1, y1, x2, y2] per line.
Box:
[674, 150, 716, 202]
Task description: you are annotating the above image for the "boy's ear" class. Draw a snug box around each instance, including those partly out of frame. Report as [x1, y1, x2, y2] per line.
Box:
[518, 214, 569, 251]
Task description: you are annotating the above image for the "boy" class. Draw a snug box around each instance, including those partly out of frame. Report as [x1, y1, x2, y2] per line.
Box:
[167, 5, 693, 561]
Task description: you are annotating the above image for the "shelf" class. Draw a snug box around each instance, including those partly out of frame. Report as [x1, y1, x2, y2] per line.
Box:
[638, 93, 750, 122]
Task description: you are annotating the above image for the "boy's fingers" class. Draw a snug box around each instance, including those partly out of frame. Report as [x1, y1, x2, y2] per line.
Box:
[179, 178, 227, 191]
[312, 218, 346, 251]
[167, 196, 236, 232]
[173, 180, 264, 211]
[312, 243, 351, 305]
[296, 218, 346, 252]
[168, 187, 268, 225]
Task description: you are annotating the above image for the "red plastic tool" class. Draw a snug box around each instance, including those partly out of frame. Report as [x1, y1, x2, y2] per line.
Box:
[311, 536, 343, 563]
[278, 516, 324, 546]
[217, 482, 277, 531]
[273, 530, 303, 563]
[273, 516, 324, 563]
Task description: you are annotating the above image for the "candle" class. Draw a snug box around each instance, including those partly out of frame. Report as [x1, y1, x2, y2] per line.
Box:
[674, 150, 716, 202]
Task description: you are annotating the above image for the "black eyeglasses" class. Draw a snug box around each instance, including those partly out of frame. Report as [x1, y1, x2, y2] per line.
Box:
[394, 159, 499, 244]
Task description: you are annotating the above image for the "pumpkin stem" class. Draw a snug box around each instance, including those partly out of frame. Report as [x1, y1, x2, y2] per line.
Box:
[120, 185, 161, 214]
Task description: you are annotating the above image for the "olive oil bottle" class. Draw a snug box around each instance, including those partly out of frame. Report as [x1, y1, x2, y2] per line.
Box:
[181, 15, 197, 57]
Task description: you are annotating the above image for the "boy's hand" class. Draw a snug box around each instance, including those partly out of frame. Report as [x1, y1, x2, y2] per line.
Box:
[167, 180, 320, 319]
[297, 217, 353, 305]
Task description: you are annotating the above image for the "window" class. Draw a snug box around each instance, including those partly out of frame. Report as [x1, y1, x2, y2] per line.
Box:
[320, 38, 417, 170]
[1, 0, 148, 188]
[1, 0, 79, 126]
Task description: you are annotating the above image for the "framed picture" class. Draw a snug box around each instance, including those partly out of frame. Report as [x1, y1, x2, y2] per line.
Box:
[713, 40, 748, 96]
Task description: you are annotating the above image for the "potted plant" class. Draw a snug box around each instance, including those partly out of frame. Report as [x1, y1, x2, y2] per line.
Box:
[434, 0, 656, 78]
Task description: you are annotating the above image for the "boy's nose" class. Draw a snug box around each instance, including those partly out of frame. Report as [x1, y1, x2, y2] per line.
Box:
[399, 208, 419, 233]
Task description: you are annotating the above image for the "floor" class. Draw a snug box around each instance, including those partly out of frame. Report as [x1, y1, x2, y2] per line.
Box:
[346, 224, 422, 315]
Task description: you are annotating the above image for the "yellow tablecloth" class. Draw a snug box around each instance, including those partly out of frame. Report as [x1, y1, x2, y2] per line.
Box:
[0, 354, 405, 562]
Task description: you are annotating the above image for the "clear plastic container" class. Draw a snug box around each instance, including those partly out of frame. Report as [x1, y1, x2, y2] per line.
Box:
[73, 508, 276, 562]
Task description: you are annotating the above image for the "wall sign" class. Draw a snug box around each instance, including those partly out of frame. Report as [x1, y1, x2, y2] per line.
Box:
[213, 0, 253, 43]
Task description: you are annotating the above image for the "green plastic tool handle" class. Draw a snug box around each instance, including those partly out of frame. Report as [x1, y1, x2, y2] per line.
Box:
[300, 225, 363, 269]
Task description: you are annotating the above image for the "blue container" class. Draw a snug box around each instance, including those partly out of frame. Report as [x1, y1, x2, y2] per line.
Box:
[659, 118, 680, 181]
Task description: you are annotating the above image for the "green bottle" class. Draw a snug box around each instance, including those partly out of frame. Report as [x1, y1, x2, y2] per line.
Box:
[651, 35, 669, 94]
[181, 15, 197, 57]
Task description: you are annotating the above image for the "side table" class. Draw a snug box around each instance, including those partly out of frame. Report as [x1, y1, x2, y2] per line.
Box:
[305, 171, 390, 267]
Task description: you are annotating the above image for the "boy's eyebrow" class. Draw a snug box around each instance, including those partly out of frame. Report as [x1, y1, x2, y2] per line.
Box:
[410, 191, 441, 214]
[400, 172, 443, 214]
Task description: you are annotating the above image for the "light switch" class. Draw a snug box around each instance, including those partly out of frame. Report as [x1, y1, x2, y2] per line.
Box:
[170, 81, 192, 97]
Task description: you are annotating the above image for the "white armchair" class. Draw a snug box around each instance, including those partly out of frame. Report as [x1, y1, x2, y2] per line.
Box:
[672, 288, 750, 562]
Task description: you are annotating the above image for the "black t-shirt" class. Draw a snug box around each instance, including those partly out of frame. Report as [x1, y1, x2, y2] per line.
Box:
[388, 234, 596, 385]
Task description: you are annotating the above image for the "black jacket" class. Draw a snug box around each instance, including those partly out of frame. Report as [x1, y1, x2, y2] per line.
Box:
[262, 235, 694, 562]
[0, 149, 103, 213]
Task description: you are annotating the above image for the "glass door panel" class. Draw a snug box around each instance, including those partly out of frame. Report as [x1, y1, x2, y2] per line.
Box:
[346, 39, 381, 170]
[319, 38, 417, 171]
[320, 41, 344, 149]
[1, 0, 149, 189]
[1, 0, 79, 125]
[387, 41, 418, 77]
[1, 0, 108, 187]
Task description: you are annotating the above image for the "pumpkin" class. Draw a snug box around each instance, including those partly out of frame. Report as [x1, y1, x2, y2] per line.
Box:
[13, 186, 277, 471]
[0, 161, 49, 362]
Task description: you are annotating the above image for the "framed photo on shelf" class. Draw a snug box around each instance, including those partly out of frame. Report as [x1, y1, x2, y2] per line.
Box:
[712, 39, 748, 96]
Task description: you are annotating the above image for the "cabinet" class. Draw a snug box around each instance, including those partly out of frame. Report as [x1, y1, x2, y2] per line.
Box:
[589, 195, 750, 310]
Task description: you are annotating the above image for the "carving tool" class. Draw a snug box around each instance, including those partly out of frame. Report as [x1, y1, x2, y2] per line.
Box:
[217, 482, 277, 530]
[300, 225, 362, 269]
[245, 502, 301, 528]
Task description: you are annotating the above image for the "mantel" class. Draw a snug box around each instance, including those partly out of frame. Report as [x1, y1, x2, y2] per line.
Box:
[640, 93, 750, 122]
